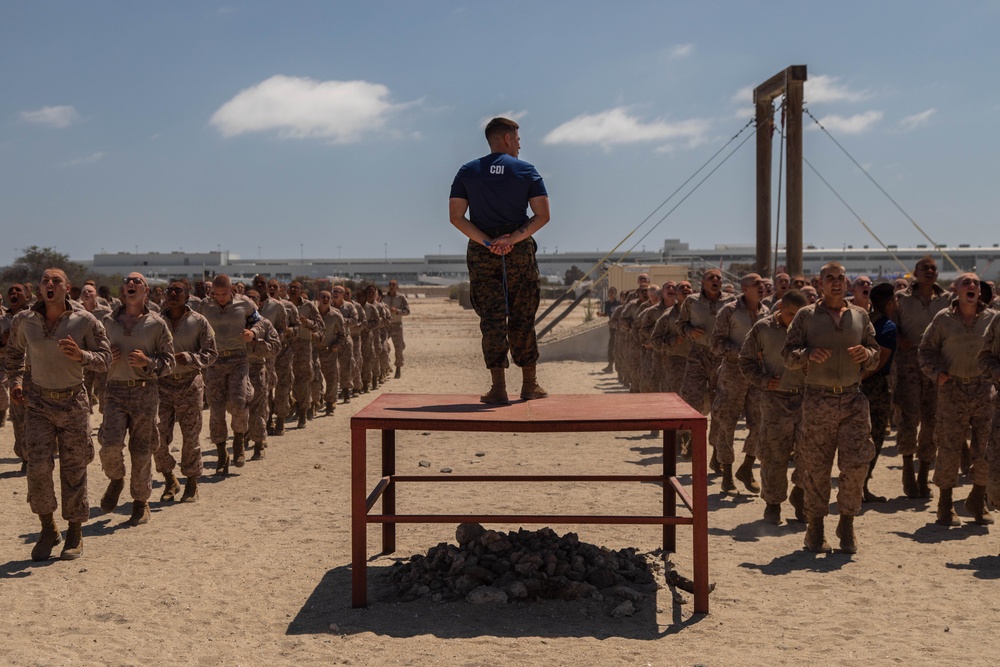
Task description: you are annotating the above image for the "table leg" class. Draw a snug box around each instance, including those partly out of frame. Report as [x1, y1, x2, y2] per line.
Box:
[351, 425, 368, 608]
[691, 422, 709, 614]
[663, 428, 677, 553]
[382, 429, 396, 553]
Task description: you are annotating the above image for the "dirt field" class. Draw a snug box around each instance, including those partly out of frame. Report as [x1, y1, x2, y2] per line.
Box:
[1, 297, 998, 666]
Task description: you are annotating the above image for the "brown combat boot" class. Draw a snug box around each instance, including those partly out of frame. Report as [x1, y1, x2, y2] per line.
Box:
[297, 412, 307, 429]
[394, 367, 401, 379]
[0, 409, 5, 427]
[901, 455, 920, 498]
[250, 441, 266, 461]
[789, 485, 806, 523]
[180, 476, 199, 502]
[160, 471, 181, 502]
[735, 454, 761, 494]
[60, 521, 83, 560]
[804, 517, 831, 553]
[836, 515, 858, 554]
[965, 484, 994, 525]
[720, 463, 737, 493]
[214, 443, 230, 477]
[100, 478, 125, 513]
[480, 368, 510, 405]
[519, 366, 548, 401]
[232, 433, 246, 468]
[128, 501, 150, 526]
[917, 460, 932, 498]
[709, 448, 721, 475]
[273, 417, 285, 436]
[31, 513, 62, 562]
[342, 387, 351, 404]
[936, 487, 959, 526]
[325, 401, 335, 415]
[763, 503, 782, 525]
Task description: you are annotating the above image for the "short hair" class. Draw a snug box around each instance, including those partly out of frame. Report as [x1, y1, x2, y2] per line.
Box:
[915, 255, 936, 271]
[870, 283, 896, 314]
[212, 274, 232, 289]
[245, 289, 260, 301]
[485, 117, 519, 143]
[780, 289, 808, 309]
[820, 261, 845, 278]
[703, 269, 722, 279]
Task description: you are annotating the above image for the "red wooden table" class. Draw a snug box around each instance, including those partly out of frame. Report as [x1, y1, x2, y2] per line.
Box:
[351, 393, 710, 613]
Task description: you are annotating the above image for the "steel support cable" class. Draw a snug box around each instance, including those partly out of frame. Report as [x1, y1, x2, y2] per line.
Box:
[804, 106, 960, 273]
[803, 155, 910, 274]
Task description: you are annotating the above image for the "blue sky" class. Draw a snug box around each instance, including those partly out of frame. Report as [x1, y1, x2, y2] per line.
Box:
[2, 1, 999, 267]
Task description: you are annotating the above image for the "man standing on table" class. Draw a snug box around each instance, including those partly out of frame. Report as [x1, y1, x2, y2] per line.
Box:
[449, 117, 551, 404]
[782, 262, 880, 554]
[7, 268, 112, 560]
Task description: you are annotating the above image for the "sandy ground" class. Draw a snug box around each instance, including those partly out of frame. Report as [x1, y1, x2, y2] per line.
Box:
[2, 297, 999, 667]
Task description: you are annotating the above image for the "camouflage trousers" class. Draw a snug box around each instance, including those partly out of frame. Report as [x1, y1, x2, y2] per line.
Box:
[98, 382, 159, 503]
[390, 326, 406, 368]
[311, 348, 324, 405]
[379, 329, 390, 377]
[680, 345, 720, 416]
[862, 373, 892, 476]
[663, 355, 687, 394]
[758, 390, 803, 504]
[24, 384, 93, 523]
[895, 349, 938, 463]
[710, 359, 761, 464]
[318, 348, 340, 404]
[271, 343, 293, 418]
[467, 238, 541, 369]
[639, 348, 664, 393]
[337, 338, 354, 390]
[248, 361, 270, 444]
[155, 373, 204, 479]
[11, 381, 27, 462]
[798, 389, 874, 519]
[206, 354, 252, 443]
[933, 380, 991, 490]
[986, 396, 1000, 507]
[626, 334, 642, 392]
[352, 334, 363, 389]
[290, 339, 314, 410]
[361, 331, 375, 387]
[84, 369, 107, 413]
[0, 372, 8, 413]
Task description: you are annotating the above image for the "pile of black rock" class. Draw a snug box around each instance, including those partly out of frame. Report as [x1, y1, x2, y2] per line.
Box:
[386, 523, 672, 617]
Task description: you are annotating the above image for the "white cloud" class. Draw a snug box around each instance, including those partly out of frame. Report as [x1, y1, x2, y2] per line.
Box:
[209, 75, 415, 144]
[20, 105, 81, 128]
[804, 74, 870, 104]
[479, 110, 528, 127]
[669, 43, 693, 60]
[731, 85, 754, 104]
[64, 152, 106, 166]
[543, 107, 709, 148]
[897, 108, 936, 132]
[813, 110, 883, 135]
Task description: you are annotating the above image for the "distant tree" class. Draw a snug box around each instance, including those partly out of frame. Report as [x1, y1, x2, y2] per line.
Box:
[1, 246, 89, 286]
[563, 265, 585, 286]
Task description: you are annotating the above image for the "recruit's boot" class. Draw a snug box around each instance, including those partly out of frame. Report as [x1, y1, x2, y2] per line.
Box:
[917, 460, 932, 498]
[31, 513, 62, 562]
[709, 448, 721, 475]
[836, 515, 858, 554]
[325, 401, 335, 416]
[394, 367, 401, 379]
[234, 433, 248, 467]
[789, 485, 806, 523]
[720, 463, 737, 493]
[128, 501, 150, 526]
[901, 455, 920, 498]
[180, 476, 199, 503]
[267, 416, 275, 436]
[214, 443, 230, 477]
[100, 478, 125, 513]
[965, 484, 994, 525]
[735, 454, 761, 494]
[863, 481, 887, 504]
[359, 383, 369, 394]
[804, 518, 831, 553]
[60, 521, 83, 560]
[297, 412, 307, 429]
[160, 471, 181, 503]
[251, 441, 266, 461]
[763, 503, 782, 525]
[480, 368, 510, 405]
[936, 487, 960, 526]
[519, 366, 548, 401]
[342, 387, 351, 404]
[273, 417, 285, 436]
[0, 409, 5, 427]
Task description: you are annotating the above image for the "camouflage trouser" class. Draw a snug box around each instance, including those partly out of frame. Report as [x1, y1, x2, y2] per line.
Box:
[680, 345, 720, 416]
[206, 354, 252, 443]
[352, 334, 363, 389]
[0, 372, 8, 413]
[379, 329, 390, 377]
[272, 343, 293, 418]
[626, 334, 641, 392]
[155, 373, 204, 478]
[798, 389, 874, 519]
[389, 326, 405, 368]
[467, 238, 541, 369]
[98, 382, 158, 503]
[84, 369, 107, 412]
[709, 359, 761, 464]
[247, 362, 269, 444]
[24, 384, 93, 523]
[663, 355, 687, 394]
[758, 391, 803, 504]
[290, 339, 314, 410]
[311, 348, 323, 405]
[12, 376, 28, 462]
[614, 327, 625, 378]
[862, 374, 892, 476]
[639, 348, 663, 393]
[319, 348, 340, 404]
[986, 398, 1000, 506]
[606, 326, 616, 367]
[933, 380, 991, 489]
[360, 332, 375, 387]
[338, 338, 355, 390]
[895, 350, 937, 462]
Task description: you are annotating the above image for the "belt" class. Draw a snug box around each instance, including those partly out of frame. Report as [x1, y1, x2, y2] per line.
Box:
[108, 378, 152, 388]
[950, 375, 988, 385]
[768, 388, 801, 396]
[219, 349, 246, 358]
[32, 383, 83, 400]
[806, 383, 860, 395]
[167, 372, 197, 381]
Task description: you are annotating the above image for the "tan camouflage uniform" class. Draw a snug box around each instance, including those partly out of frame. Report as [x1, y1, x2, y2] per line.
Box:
[246, 317, 281, 444]
[383, 291, 410, 370]
[977, 315, 1000, 505]
[678, 291, 735, 415]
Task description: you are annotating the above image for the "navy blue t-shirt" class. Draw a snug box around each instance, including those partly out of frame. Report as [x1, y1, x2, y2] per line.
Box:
[449, 153, 547, 235]
[871, 313, 898, 378]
